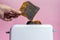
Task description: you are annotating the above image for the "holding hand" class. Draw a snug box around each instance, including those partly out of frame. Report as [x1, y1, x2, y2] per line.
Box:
[0, 4, 21, 21]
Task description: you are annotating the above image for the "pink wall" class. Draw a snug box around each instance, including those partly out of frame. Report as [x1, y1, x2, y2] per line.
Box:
[0, 0, 60, 40]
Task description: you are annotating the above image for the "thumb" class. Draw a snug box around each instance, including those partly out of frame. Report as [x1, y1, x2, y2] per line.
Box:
[11, 8, 21, 15]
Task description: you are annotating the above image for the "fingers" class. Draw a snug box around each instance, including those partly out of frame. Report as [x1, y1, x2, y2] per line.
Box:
[2, 18, 12, 21]
[3, 10, 21, 21]
[9, 10, 21, 18]
[0, 4, 21, 21]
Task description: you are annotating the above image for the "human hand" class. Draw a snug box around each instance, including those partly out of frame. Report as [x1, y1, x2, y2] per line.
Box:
[0, 4, 21, 21]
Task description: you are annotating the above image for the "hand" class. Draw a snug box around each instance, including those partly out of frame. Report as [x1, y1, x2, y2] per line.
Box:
[0, 4, 21, 21]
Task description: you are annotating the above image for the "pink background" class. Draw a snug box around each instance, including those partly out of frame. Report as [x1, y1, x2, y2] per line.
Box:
[0, 0, 60, 40]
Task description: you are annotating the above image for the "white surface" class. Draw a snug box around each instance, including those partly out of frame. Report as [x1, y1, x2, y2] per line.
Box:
[11, 25, 53, 40]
